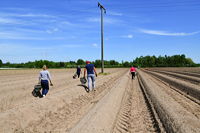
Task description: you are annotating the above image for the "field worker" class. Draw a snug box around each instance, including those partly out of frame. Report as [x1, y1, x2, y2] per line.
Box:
[130, 66, 136, 79]
[84, 61, 98, 91]
[38, 65, 53, 97]
[76, 65, 81, 78]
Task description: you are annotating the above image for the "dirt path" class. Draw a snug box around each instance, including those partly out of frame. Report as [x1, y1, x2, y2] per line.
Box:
[112, 76, 158, 133]
[69, 72, 129, 133]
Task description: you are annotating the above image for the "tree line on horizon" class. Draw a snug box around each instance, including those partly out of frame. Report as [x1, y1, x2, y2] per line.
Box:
[0, 54, 199, 68]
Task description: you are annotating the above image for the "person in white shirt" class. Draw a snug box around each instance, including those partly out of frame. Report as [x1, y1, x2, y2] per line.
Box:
[38, 65, 53, 97]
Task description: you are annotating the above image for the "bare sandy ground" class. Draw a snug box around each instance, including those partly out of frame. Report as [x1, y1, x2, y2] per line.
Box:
[0, 68, 136, 132]
[0, 68, 199, 133]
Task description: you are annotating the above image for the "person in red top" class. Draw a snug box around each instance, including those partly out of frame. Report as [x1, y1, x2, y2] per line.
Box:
[130, 66, 136, 79]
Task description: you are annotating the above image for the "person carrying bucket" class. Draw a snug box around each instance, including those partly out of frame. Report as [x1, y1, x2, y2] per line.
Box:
[38, 65, 53, 97]
[84, 61, 98, 91]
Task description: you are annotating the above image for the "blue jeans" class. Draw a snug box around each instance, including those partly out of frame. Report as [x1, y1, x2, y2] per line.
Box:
[77, 72, 80, 78]
[41, 80, 49, 95]
[87, 74, 95, 91]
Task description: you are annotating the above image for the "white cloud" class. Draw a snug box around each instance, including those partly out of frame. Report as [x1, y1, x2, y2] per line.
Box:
[87, 18, 99, 22]
[0, 43, 84, 55]
[0, 13, 56, 18]
[0, 43, 51, 53]
[92, 43, 98, 47]
[17, 13, 55, 18]
[139, 29, 200, 36]
[0, 18, 21, 24]
[11, 28, 44, 33]
[62, 44, 83, 48]
[87, 17, 120, 24]
[46, 28, 59, 34]
[0, 13, 59, 26]
[0, 43, 31, 55]
[0, 32, 65, 40]
[1, 7, 28, 11]
[60, 21, 74, 26]
[121, 34, 133, 39]
[109, 11, 123, 16]
[0, 17, 38, 25]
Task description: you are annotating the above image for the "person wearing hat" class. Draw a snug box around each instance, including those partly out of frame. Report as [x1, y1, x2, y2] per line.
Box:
[38, 65, 53, 97]
[84, 61, 97, 91]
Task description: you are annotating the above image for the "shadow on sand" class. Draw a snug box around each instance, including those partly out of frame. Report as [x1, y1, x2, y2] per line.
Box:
[77, 84, 89, 93]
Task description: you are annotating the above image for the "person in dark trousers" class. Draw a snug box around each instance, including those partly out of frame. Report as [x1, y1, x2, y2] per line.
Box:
[84, 61, 98, 91]
[130, 66, 136, 79]
[76, 66, 81, 78]
[38, 65, 53, 97]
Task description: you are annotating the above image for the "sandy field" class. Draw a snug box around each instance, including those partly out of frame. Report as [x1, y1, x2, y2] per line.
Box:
[0, 68, 200, 133]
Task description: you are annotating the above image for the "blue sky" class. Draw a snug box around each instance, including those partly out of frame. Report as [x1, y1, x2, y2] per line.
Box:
[0, 0, 200, 63]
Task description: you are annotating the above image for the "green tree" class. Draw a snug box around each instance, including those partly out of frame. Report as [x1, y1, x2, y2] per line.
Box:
[185, 58, 195, 66]
[77, 59, 85, 65]
[59, 62, 65, 68]
[110, 60, 119, 66]
[104, 60, 110, 66]
[94, 60, 101, 67]
[0, 59, 2, 67]
[123, 61, 130, 67]
[65, 62, 71, 68]
[156, 56, 165, 67]
[5, 62, 10, 67]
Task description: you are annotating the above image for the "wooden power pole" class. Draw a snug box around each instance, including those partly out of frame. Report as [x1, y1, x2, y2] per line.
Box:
[98, 2, 106, 73]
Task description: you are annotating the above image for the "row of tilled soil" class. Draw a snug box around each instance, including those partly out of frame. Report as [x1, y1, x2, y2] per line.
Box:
[147, 67, 200, 76]
[145, 69, 200, 84]
[138, 70, 200, 133]
[142, 69, 200, 102]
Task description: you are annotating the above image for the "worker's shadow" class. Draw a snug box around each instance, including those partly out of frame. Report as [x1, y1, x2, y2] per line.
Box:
[77, 84, 89, 93]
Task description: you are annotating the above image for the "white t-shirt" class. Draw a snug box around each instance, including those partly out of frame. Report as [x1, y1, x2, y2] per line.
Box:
[39, 70, 51, 81]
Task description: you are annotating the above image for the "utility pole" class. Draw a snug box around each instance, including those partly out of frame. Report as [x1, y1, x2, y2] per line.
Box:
[98, 2, 106, 73]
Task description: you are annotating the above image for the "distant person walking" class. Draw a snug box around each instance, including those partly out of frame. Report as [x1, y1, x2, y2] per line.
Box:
[84, 61, 98, 91]
[38, 65, 53, 97]
[130, 66, 136, 79]
[76, 66, 81, 78]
